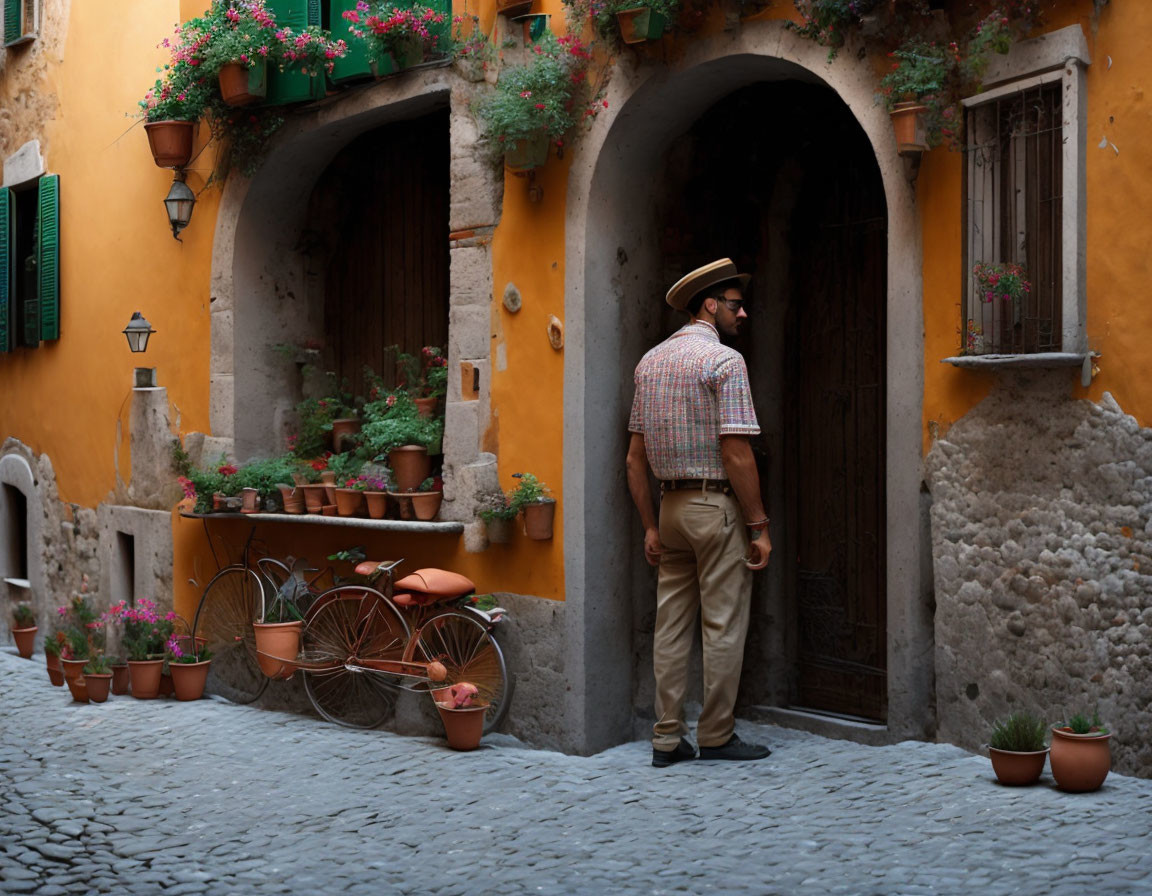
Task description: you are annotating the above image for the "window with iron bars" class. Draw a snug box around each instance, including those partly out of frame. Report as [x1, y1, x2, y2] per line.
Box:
[962, 81, 1063, 356]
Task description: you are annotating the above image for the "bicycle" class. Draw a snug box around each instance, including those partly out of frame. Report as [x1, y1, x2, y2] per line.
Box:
[192, 553, 513, 734]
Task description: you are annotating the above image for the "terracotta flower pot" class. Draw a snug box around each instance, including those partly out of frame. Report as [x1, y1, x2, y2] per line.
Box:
[330, 418, 361, 451]
[240, 487, 261, 514]
[12, 625, 37, 658]
[322, 504, 338, 516]
[253, 621, 302, 680]
[388, 445, 431, 492]
[989, 747, 1048, 786]
[414, 397, 439, 418]
[65, 674, 89, 704]
[320, 470, 338, 504]
[45, 652, 64, 686]
[110, 664, 130, 695]
[523, 499, 556, 540]
[144, 119, 195, 169]
[278, 484, 305, 514]
[160, 672, 175, 697]
[505, 132, 551, 172]
[84, 673, 113, 704]
[889, 101, 928, 155]
[410, 491, 443, 521]
[1049, 727, 1112, 792]
[301, 483, 327, 513]
[485, 516, 513, 544]
[61, 657, 88, 682]
[127, 659, 164, 699]
[435, 701, 489, 751]
[364, 491, 389, 519]
[218, 60, 267, 106]
[170, 660, 212, 701]
[334, 487, 366, 517]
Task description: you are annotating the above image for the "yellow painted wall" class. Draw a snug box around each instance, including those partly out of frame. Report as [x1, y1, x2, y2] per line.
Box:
[0, 1, 215, 507]
[919, 1, 1148, 453]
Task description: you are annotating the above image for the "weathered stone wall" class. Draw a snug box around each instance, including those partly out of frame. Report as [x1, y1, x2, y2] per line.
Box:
[926, 372, 1152, 777]
[0, 0, 66, 163]
[1, 439, 100, 653]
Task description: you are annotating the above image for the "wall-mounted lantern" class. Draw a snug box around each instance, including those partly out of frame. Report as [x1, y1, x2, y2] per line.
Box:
[123, 312, 158, 387]
[164, 172, 196, 241]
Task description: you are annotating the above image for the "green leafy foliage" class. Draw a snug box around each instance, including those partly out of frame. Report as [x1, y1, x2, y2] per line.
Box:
[988, 711, 1047, 752]
[563, 0, 681, 43]
[474, 32, 591, 148]
[509, 471, 551, 510]
[341, 2, 448, 63]
[1058, 712, 1109, 735]
[12, 603, 35, 628]
[361, 392, 445, 456]
[787, 0, 880, 57]
[84, 654, 112, 675]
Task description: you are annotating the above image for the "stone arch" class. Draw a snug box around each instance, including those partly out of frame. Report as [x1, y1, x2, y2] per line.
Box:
[208, 67, 502, 521]
[0, 448, 45, 645]
[561, 21, 930, 752]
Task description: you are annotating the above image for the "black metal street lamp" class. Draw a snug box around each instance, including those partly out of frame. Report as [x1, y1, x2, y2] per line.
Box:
[164, 173, 196, 241]
[122, 311, 155, 353]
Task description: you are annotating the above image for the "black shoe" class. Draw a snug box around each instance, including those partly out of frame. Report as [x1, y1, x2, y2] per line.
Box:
[698, 734, 771, 761]
[652, 737, 698, 768]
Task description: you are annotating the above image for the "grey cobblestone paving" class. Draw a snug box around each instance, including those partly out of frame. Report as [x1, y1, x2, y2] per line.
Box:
[2, 648, 1150, 895]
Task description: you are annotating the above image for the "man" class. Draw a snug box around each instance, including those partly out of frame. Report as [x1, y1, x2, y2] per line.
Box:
[626, 258, 772, 768]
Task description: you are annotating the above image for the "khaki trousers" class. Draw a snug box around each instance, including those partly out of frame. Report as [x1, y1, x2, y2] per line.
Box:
[652, 487, 752, 750]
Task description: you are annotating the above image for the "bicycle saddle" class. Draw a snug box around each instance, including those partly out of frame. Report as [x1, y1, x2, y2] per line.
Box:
[392, 568, 476, 606]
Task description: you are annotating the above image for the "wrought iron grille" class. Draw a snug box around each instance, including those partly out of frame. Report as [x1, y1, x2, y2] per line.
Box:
[963, 81, 1063, 355]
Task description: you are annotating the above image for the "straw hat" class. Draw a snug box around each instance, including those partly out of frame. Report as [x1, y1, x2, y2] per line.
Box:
[665, 258, 751, 311]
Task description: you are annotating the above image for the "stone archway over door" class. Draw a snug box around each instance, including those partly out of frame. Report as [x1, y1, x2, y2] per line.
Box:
[565, 24, 931, 754]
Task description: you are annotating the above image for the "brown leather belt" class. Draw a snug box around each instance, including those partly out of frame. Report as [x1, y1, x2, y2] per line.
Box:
[660, 479, 731, 494]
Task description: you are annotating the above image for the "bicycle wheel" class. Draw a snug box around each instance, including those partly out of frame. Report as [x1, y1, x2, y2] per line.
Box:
[301, 586, 411, 729]
[404, 611, 513, 734]
[193, 566, 267, 705]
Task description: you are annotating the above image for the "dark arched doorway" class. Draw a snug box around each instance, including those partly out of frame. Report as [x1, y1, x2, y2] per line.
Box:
[655, 82, 888, 722]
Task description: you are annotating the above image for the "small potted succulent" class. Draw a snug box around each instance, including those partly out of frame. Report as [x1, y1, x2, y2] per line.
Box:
[510, 472, 556, 540]
[1050, 712, 1112, 793]
[987, 711, 1048, 786]
[479, 490, 518, 544]
[10, 602, 37, 659]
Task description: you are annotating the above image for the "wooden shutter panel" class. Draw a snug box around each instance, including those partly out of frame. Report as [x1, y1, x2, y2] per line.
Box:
[37, 174, 59, 341]
[266, 0, 319, 29]
[0, 188, 12, 353]
[3, 0, 22, 45]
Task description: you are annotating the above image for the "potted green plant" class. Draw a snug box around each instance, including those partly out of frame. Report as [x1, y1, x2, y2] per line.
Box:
[1050, 712, 1112, 792]
[510, 471, 556, 540]
[474, 32, 589, 171]
[138, 61, 216, 168]
[342, 1, 447, 72]
[479, 490, 518, 544]
[987, 711, 1048, 786]
[112, 598, 175, 699]
[402, 475, 443, 521]
[451, 14, 494, 82]
[83, 653, 114, 704]
[361, 392, 444, 490]
[877, 39, 954, 154]
[198, 0, 282, 106]
[393, 345, 449, 416]
[11, 603, 36, 659]
[787, 0, 882, 57]
[166, 634, 214, 701]
[233, 455, 299, 510]
[43, 635, 64, 686]
[339, 473, 390, 518]
[254, 571, 307, 680]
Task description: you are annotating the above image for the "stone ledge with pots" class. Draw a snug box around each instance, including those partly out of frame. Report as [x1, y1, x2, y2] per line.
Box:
[179, 511, 463, 534]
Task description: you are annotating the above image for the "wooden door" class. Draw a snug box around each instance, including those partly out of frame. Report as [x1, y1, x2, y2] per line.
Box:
[785, 138, 888, 722]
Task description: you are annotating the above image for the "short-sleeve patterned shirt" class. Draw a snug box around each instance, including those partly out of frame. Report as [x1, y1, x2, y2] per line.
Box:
[628, 320, 760, 480]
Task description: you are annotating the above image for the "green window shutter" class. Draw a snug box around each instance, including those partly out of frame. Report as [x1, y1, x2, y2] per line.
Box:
[3, 0, 22, 46]
[0, 188, 12, 353]
[267, 1, 319, 29]
[37, 174, 59, 341]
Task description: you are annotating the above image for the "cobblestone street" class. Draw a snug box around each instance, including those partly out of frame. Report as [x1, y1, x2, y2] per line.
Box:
[1, 649, 1150, 895]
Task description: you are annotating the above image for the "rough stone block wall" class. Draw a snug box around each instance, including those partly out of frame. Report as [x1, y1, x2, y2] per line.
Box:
[926, 372, 1152, 777]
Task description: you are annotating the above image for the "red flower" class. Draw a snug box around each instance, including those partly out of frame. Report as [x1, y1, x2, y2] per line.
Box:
[218, 464, 238, 476]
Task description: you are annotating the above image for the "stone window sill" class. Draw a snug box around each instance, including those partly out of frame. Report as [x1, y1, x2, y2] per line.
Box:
[941, 352, 1098, 385]
[3, 577, 31, 589]
[179, 512, 463, 535]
